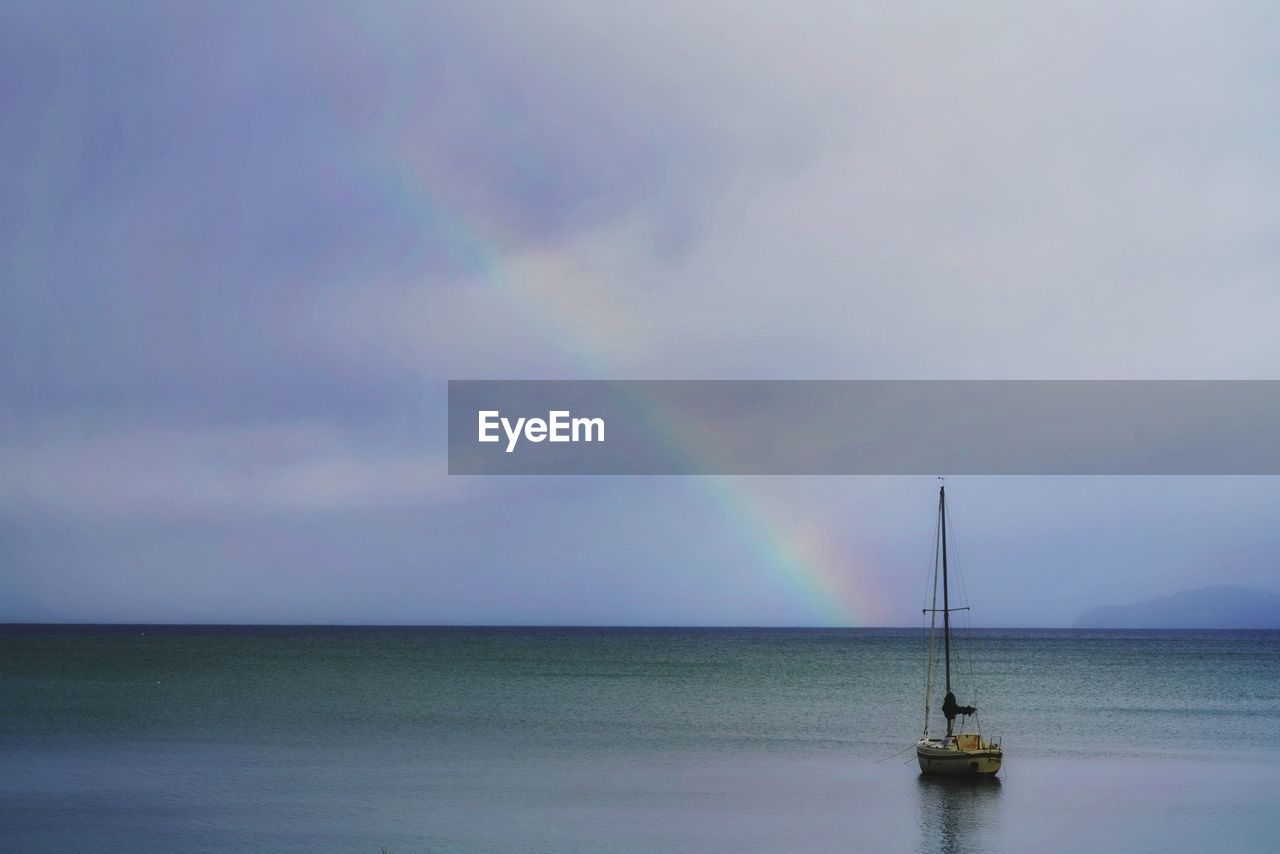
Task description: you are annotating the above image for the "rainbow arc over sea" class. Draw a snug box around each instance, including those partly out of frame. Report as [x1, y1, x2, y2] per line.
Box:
[386, 154, 884, 626]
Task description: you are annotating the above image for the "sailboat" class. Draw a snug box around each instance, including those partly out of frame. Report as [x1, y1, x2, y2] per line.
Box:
[915, 485, 1003, 777]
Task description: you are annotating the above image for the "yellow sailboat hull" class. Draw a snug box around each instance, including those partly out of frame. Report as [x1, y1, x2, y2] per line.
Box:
[915, 734, 1003, 776]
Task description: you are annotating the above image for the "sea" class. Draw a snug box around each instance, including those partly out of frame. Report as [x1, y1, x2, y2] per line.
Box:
[2, 626, 1278, 853]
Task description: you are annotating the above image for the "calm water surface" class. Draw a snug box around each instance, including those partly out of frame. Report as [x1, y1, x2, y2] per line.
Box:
[2, 627, 1277, 852]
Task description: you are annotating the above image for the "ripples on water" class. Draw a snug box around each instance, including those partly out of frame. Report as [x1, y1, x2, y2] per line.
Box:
[2, 627, 1277, 852]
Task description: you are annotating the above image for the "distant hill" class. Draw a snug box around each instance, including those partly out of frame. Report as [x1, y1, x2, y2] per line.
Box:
[1074, 585, 1280, 629]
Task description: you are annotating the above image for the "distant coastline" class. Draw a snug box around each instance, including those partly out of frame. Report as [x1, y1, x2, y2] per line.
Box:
[1074, 585, 1280, 629]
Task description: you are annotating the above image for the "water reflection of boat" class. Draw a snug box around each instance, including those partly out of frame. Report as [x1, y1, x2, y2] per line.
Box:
[915, 485, 1003, 777]
[915, 774, 1003, 854]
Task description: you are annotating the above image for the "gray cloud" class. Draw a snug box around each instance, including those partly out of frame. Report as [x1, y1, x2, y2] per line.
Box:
[2, 2, 1278, 623]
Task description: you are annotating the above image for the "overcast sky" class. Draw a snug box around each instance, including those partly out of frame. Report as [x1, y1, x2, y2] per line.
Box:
[3, 1, 1278, 626]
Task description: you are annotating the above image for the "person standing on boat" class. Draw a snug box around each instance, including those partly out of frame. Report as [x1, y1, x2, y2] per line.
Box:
[942, 690, 976, 736]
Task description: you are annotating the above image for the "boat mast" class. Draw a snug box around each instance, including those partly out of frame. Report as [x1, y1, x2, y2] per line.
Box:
[941, 485, 951, 694]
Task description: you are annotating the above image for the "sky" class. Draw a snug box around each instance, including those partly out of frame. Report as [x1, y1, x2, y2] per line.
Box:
[2, 1, 1279, 626]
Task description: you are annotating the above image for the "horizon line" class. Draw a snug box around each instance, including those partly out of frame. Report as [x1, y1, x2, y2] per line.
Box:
[2, 622, 1275, 631]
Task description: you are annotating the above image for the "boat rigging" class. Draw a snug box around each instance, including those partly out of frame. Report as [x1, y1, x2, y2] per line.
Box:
[915, 484, 1003, 777]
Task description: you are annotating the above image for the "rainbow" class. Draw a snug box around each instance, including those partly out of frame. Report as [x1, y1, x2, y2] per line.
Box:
[381, 149, 883, 626]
